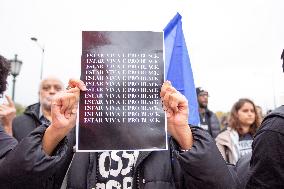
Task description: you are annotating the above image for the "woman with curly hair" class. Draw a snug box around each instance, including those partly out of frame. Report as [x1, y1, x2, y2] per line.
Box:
[216, 98, 261, 164]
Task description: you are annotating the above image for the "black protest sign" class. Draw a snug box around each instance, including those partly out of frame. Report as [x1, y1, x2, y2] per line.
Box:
[77, 31, 165, 151]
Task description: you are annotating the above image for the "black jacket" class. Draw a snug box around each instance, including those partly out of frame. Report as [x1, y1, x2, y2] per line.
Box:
[246, 106, 284, 188]
[11, 103, 75, 189]
[67, 127, 239, 189]
[234, 153, 252, 189]
[200, 109, 221, 138]
[0, 125, 18, 160]
[12, 103, 42, 142]
[0, 125, 68, 189]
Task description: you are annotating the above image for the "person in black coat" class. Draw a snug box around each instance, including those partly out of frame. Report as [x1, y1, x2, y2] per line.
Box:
[196, 87, 221, 138]
[12, 76, 65, 142]
[66, 81, 239, 189]
[231, 106, 284, 188]
[245, 107, 284, 188]
[67, 80, 284, 189]
[238, 51, 284, 188]
[0, 54, 87, 188]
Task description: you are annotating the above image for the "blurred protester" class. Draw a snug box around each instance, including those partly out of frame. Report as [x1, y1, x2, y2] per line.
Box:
[0, 54, 87, 188]
[255, 105, 264, 122]
[216, 98, 261, 164]
[12, 76, 64, 141]
[196, 87, 221, 138]
[220, 114, 229, 130]
[0, 95, 16, 136]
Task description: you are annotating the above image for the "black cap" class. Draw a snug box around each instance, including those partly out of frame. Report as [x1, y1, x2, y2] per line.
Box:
[196, 87, 208, 96]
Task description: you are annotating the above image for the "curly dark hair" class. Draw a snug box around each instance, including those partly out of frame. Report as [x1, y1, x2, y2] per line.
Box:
[0, 55, 11, 96]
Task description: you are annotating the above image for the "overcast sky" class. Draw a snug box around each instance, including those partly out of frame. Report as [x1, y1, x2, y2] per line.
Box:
[0, 0, 283, 113]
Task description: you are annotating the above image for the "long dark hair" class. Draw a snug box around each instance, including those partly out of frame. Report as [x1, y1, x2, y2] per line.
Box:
[228, 98, 261, 136]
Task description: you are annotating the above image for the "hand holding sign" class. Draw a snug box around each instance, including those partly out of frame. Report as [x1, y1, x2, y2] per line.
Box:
[160, 81, 193, 150]
[43, 79, 86, 155]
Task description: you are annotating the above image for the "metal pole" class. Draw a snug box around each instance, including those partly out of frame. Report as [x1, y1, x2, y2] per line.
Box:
[31, 37, 44, 80]
[40, 48, 45, 80]
[12, 76, 16, 101]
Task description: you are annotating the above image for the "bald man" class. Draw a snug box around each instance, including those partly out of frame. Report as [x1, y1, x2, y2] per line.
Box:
[12, 76, 64, 141]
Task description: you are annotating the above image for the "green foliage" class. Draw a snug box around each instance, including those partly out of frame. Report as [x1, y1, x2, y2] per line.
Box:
[215, 111, 230, 130]
[15, 103, 25, 115]
[215, 111, 227, 120]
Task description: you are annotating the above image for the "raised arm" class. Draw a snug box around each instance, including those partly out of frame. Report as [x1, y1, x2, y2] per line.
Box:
[0, 79, 86, 186]
[0, 95, 16, 136]
[43, 79, 86, 155]
[161, 81, 239, 189]
[160, 81, 193, 150]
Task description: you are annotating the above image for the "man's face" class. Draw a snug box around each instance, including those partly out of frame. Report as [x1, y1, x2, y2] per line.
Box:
[197, 92, 209, 109]
[39, 78, 63, 111]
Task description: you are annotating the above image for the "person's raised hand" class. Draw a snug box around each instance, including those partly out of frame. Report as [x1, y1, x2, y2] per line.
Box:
[43, 79, 86, 155]
[160, 81, 193, 150]
[50, 79, 86, 132]
[0, 95, 16, 136]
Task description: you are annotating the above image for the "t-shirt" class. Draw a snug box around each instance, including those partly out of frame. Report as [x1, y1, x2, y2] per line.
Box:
[238, 134, 253, 159]
[199, 113, 210, 132]
[95, 151, 139, 189]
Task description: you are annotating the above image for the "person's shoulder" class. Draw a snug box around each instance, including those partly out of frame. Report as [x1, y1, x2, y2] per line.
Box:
[205, 108, 213, 114]
[14, 103, 40, 120]
[258, 113, 284, 135]
[13, 112, 32, 123]
[205, 108, 216, 117]
[216, 127, 231, 142]
[218, 127, 232, 135]
[24, 103, 40, 114]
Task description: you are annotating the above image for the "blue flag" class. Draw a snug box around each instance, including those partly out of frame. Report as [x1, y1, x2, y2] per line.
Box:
[164, 12, 200, 126]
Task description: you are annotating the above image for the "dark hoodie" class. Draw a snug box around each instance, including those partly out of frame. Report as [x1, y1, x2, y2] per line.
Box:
[12, 103, 42, 142]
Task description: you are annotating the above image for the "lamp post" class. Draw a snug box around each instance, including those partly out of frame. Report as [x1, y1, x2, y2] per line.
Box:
[9, 54, 23, 101]
[30, 37, 45, 80]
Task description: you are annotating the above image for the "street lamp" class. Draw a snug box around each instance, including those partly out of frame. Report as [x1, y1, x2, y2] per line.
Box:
[9, 54, 23, 101]
[30, 37, 45, 80]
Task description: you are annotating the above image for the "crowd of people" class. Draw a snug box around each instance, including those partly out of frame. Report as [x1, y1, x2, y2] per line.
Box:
[0, 51, 284, 189]
[195, 88, 262, 165]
